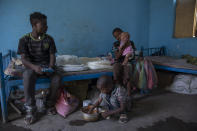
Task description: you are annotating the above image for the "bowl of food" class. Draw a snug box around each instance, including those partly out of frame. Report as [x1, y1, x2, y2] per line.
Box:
[81, 105, 99, 122]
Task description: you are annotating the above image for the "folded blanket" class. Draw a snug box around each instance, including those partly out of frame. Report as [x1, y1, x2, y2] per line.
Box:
[4, 58, 24, 77]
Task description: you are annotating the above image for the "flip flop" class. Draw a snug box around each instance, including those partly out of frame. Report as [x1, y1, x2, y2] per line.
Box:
[119, 114, 128, 123]
[24, 113, 37, 125]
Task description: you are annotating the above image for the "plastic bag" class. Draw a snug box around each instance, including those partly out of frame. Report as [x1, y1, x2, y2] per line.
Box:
[55, 88, 79, 118]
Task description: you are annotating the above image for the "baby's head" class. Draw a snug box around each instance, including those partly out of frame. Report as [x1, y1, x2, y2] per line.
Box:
[97, 75, 113, 94]
[112, 27, 123, 41]
[120, 32, 130, 42]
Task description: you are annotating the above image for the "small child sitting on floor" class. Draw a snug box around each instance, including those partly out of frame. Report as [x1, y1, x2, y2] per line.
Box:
[88, 75, 129, 123]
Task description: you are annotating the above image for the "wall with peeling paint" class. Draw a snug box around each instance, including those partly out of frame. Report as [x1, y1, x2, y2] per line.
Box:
[0, 0, 150, 57]
[149, 0, 197, 57]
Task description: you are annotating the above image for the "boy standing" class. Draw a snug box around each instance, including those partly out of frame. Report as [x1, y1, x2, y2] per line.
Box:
[17, 12, 61, 124]
[112, 28, 136, 110]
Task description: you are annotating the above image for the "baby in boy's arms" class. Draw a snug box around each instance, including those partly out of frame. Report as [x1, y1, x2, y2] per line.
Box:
[119, 32, 134, 65]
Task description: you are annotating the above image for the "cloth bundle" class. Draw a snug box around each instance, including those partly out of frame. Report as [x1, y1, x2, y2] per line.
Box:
[4, 58, 24, 77]
[133, 57, 158, 90]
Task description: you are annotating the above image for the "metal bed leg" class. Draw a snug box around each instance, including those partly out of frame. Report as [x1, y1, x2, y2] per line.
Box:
[0, 53, 8, 123]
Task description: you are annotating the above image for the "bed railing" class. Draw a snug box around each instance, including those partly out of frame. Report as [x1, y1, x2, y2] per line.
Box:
[141, 46, 166, 56]
[0, 50, 114, 123]
[0, 50, 16, 123]
[0, 47, 166, 123]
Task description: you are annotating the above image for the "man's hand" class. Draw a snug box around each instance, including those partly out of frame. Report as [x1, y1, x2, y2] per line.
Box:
[21, 54, 43, 74]
[33, 65, 43, 74]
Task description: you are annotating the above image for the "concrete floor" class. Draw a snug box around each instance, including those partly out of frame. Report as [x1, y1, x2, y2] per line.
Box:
[1, 91, 196, 131]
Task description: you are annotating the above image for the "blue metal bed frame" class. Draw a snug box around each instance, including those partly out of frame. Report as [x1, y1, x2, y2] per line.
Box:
[154, 65, 197, 75]
[1, 46, 197, 123]
[140, 46, 166, 56]
[140, 46, 197, 75]
[0, 50, 113, 123]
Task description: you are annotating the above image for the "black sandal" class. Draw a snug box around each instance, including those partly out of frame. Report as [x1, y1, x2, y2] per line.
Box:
[24, 112, 37, 125]
[119, 114, 128, 123]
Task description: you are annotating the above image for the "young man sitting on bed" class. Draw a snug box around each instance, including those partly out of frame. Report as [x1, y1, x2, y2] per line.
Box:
[17, 12, 61, 125]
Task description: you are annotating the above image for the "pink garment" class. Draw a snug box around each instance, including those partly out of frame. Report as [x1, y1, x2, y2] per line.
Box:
[55, 89, 79, 118]
[143, 57, 158, 89]
[120, 42, 133, 56]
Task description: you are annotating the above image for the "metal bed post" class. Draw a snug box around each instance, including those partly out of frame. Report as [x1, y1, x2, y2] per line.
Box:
[6, 50, 13, 99]
[9, 50, 12, 60]
[0, 53, 8, 123]
[140, 46, 144, 55]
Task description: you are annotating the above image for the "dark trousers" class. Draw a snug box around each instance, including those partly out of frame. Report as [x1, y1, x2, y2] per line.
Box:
[113, 63, 132, 85]
[23, 69, 61, 108]
[113, 63, 135, 96]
